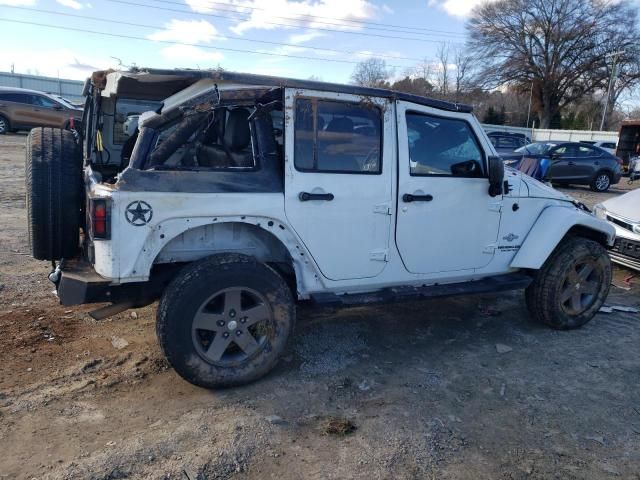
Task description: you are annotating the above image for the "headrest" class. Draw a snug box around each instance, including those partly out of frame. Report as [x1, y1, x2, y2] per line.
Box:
[224, 109, 251, 150]
[326, 117, 353, 133]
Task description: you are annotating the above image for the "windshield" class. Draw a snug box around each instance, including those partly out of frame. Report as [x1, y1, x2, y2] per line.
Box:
[515, 142, 555, 155]
[51, 95, 78, 109]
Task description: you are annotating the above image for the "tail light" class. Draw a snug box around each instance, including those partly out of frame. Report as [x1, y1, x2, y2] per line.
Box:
[90, 198, 110, 240]
[616, 157, 623, 166]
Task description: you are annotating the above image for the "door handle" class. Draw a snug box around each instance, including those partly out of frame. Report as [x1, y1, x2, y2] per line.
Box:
[403, 193, 433, 202]
[299, 191, 334, 202]
[567, 161, 575, 165]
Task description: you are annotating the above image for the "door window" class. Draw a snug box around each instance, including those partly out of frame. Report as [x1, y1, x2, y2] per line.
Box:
[0, 93, 32, 104]
[405, 112, 483, 176]
[294, 98, 382, 174]
[32, 95, 59, 108]
[551, 144, 579, 156]
[576, 145, 600, 157]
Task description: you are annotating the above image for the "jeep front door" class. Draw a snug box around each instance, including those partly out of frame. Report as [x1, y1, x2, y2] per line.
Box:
[395, 102, 501, 274]
[284, 89, 393, 281]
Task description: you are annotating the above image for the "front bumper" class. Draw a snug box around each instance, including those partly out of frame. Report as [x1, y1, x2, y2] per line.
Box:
[610, 237, 640, 272]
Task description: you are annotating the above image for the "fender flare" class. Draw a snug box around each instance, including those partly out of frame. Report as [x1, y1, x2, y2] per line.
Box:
[126, 216, 323, 297]
[510, 205, 615, 270]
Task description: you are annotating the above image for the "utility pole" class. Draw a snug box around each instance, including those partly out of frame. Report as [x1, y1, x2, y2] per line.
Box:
[600, 50, 625, 131]
[526, 80, 533, 128]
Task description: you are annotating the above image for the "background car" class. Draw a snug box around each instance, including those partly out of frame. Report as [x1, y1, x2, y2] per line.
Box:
[514, 141, 622, 191]
[487, 131, 530, 157]
[0, 86, 82, 134]
[580, 140, 617, 155]
[594, 189, 640, 271]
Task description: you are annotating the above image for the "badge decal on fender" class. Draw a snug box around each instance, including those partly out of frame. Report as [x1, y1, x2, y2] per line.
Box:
[125, 201, 153, 226]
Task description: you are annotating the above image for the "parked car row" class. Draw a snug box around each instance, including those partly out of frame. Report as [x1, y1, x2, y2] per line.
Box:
[0, 86, 82, 134]
[500, 141, 622, 191]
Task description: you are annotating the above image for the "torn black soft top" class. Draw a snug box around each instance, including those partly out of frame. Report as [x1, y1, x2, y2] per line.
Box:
[108, 68, 474, 114]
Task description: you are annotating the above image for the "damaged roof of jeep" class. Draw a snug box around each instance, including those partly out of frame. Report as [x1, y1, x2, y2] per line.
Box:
[95, 68, 473, 113]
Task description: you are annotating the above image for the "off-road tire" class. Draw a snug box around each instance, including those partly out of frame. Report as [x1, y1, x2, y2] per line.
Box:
[525, 237, 611, 330]
[25, 128, 82, 260]
[0, 114, 9, 134]
[590, 171, 612, 192]
[156, 253, 295, 388]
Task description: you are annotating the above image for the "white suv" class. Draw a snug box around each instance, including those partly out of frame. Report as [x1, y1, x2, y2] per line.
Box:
[26, 69, 615, 388]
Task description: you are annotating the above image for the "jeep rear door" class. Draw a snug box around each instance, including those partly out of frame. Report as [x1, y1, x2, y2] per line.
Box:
[395, 101, 501, 274]
[284, 89, 393, 281]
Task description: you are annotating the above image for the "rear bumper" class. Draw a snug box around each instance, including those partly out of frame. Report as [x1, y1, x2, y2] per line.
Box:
[57, 260, 175, 306]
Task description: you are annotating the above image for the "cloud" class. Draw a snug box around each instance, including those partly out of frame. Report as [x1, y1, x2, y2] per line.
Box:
[0, 0, 35, 5]
[0, 48, 118, 80]
[288, 31, 325, 44]
[184, 0, 379, 34]
[428, 0, 498, 17]
[148, 19, 220, 44]
[159, 44, 224, 63]
[56, 0, 83, 8]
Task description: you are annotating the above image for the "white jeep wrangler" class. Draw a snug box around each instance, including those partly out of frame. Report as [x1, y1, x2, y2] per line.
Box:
[26, 69, 615, 388]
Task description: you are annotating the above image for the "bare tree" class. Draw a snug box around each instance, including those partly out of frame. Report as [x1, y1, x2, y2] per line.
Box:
[453, 47, 473, 99]
[435, 43, 450, 96]
[350, 58, 392, 88]
[467, 0, 640, 128]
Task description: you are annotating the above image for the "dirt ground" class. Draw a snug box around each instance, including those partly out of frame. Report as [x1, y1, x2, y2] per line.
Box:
[1, 133, 640, 480]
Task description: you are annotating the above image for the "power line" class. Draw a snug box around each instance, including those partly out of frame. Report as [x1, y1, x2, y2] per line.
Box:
[142, 0, 467, 38]
[0, 18, 419, 67]
[104, 0, 465, 44]
[1, 5, 427, 62]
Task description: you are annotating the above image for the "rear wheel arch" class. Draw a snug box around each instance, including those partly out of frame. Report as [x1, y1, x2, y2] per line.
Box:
[144, 219, 319, 296]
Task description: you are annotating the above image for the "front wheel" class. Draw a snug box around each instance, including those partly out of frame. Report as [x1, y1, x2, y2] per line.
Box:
[156, 253, 295, 388]
[525, 237, 611, 329]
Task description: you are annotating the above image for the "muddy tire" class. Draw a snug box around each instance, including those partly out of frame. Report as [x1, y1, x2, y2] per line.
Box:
[525, 237, 611, 330]
[156, 253, 295, 388]
[590, 171, 611, 192]
[0, 114, 9, 134]
[25, 128, 82, 260]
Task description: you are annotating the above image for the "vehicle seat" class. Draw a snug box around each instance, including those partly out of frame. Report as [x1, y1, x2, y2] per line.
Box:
[197, 109, 254, 168]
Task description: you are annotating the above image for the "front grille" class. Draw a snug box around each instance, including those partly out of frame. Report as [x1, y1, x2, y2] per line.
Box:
[607, 215, 635, 233]
[612, 237, 640, 261]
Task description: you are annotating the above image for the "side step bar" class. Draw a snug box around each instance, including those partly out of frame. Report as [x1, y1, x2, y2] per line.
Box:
[310, 272, 533, 307]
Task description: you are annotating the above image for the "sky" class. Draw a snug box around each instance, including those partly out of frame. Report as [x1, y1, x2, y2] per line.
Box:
[0, 0, 489, 82]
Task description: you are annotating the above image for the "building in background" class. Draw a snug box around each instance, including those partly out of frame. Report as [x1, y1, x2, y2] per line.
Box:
[0, 71, 84, 104]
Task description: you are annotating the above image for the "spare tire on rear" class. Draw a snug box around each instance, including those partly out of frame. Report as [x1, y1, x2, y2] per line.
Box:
[26, 128, 82, 260]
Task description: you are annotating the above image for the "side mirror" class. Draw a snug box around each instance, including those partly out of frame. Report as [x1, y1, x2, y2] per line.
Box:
[53, 104, 63, 111]
[487, 156, 504, 197]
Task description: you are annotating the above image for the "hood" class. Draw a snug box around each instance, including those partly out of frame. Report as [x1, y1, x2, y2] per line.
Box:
[602, 188, 640, 222]
[520, 174, 573, 202]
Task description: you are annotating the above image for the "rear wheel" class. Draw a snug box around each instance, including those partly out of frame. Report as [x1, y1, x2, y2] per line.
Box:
[25, 128, 82, 260]
[590, 172, 611, 192]
[0, 115, 9, 134]
[525, 237, 611, 329]
[156, 253, 295, 388]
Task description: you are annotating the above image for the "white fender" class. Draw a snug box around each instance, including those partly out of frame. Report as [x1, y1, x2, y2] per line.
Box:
[510, 205, 615, 270]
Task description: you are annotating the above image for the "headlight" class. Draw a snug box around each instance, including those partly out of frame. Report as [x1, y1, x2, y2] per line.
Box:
[633, 224, 640, 235]
[593, 204, 607, 219]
